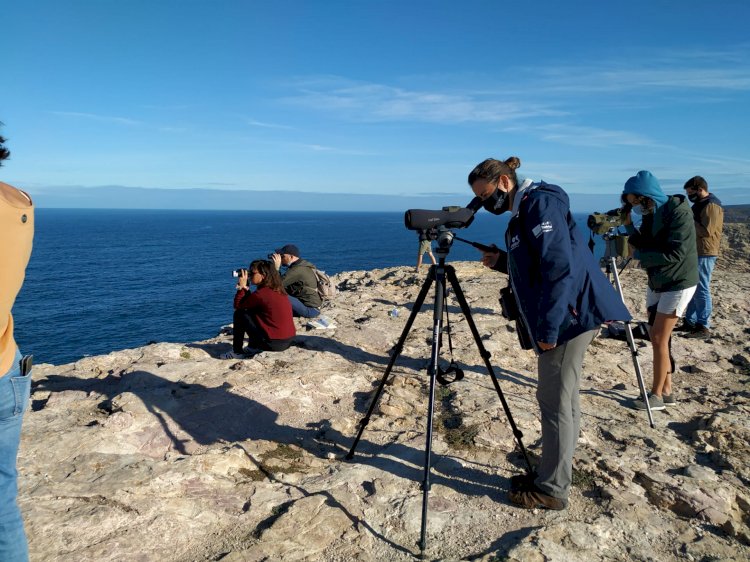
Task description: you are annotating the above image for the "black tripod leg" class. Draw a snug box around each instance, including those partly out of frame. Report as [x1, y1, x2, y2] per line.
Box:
[418, 264, 446, 555]
[346, 268, 435, 460]
[445, 266, 534, 475]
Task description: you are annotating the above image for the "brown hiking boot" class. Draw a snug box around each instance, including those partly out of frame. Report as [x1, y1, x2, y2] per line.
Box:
[508, 484, 567, 510]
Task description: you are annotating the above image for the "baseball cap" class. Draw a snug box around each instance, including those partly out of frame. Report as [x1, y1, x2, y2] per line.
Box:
[274, 244, 300, 257]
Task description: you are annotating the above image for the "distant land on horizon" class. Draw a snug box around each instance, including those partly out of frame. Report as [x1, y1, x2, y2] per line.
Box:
[23, 184, 750, 214]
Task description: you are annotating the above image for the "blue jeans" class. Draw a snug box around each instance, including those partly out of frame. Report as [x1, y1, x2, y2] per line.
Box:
[0, 349, 31, 562]
[287, 295, 320, 318]
[685, 256, 717, 328]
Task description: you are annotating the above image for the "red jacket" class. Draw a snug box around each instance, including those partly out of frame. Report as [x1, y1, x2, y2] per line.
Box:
[234, 286, 295, 340]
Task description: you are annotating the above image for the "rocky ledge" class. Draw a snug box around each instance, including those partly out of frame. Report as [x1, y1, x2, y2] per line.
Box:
[20, 225, 750, 561]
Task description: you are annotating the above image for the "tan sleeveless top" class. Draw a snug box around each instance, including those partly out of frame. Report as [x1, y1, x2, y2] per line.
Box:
[0, 182, 34, 376]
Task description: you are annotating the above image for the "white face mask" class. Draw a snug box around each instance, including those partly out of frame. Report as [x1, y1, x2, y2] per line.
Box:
[631, 198, 653, 216]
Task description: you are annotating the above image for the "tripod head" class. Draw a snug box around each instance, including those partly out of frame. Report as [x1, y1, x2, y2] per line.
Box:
[432, 226, 455, 257]
[600, 227, 631, 262]
[597, 227, 633, 277]
[413, 224, 457, 259]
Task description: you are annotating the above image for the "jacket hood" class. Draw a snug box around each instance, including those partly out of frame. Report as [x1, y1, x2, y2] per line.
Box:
[622, 170, 668, 208]
[513, 180, 568, 215]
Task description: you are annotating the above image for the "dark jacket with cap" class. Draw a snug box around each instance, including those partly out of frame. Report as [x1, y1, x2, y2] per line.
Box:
[282, 258, 322, 308]
[627, 195, 698, 292]
[495, 181, 631, 352]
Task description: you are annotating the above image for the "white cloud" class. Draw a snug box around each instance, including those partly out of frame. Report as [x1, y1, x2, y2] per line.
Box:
[51, 111, 142, 126]
[295, 142, 376, 156]
[528, 47, 750, 94]
[279, 45, 750, 127]
[246, 118, 293, 130]
[281, 79, 562, 124]
[532, 124, 656, 147]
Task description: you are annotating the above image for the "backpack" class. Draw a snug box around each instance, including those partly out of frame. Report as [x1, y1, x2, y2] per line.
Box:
[313, 268, 336, 300]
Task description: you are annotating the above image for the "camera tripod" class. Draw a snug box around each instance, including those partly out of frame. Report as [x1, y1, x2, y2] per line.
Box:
[346, 229, 533, 557]
[601, 231, 655, 427]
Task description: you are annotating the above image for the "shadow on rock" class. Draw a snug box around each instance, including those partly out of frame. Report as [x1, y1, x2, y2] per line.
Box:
[34, 370, 512, 501]
[464, 525, 541, 560]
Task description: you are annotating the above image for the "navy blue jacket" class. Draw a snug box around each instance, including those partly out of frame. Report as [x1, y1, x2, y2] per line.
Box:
[497, 181, 631, 352]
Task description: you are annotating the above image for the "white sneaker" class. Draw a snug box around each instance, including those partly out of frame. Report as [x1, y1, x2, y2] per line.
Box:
[306, 315, 336, 330]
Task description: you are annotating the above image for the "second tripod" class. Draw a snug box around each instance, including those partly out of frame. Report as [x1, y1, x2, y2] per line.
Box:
[346, 229, 532, 557]
[601, 230, 655, 427]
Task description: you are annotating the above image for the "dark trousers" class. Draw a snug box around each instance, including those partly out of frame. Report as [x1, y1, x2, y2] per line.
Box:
[233, 309, 293, 353]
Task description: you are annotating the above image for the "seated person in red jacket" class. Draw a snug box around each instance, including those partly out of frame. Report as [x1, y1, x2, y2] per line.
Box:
[223, 259, 295, 359]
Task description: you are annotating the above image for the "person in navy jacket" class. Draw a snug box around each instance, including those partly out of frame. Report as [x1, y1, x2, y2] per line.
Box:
[468, 156, 631, 511]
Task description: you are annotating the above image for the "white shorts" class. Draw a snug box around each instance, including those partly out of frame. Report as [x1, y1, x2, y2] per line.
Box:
[646, 286, 697, 317]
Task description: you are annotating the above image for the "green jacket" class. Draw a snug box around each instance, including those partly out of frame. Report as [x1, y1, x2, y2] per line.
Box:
[282, 258, 322, 308]
[628, 195, 698, 292]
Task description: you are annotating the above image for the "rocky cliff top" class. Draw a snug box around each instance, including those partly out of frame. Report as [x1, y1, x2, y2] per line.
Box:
[20, 224, 750, 561]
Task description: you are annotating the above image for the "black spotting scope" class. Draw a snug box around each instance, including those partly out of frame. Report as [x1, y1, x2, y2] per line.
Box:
[404, 198, 482, 231]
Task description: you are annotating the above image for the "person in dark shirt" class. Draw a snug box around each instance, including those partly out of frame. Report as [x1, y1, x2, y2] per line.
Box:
[223, 259, 295, 359]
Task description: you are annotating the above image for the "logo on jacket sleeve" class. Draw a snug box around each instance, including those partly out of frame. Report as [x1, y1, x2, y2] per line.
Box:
[509, 234, 520, 251]
[532, 221, 553, 238]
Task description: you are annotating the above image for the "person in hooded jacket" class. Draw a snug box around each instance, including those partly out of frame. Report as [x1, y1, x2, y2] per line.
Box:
[621, 171, 697, 412]
[468, 156, 631, 511]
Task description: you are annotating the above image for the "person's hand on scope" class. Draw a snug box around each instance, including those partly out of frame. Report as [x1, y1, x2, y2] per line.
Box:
[480, 244, 501, 268]
[617, 199, 633, 227]
[236, 269, 249, 291]
[622, 206, 633, 227]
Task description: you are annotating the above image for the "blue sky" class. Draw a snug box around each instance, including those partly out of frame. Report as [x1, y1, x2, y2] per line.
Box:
[3, 0, 750, 209]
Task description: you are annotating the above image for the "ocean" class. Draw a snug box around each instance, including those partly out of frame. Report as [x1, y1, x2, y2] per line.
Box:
[13, 209, 608, 365]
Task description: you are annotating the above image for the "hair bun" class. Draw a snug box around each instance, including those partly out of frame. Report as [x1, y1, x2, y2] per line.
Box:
[504, 156, 521, 170]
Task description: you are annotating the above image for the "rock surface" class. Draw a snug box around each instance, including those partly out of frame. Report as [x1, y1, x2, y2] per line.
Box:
[20, 224, 750, 561]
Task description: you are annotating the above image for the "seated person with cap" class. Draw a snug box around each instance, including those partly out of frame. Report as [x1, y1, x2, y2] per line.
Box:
[270, 244, 322, 318]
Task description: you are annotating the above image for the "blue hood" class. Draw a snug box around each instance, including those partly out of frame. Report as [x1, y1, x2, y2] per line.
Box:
[622, 170, 668, 208]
